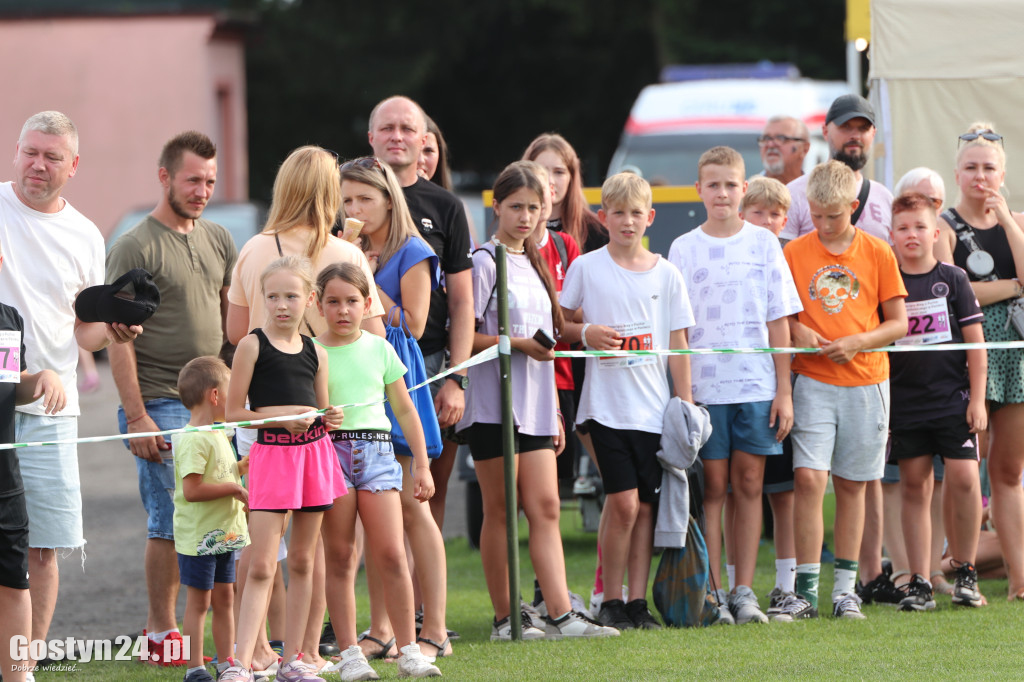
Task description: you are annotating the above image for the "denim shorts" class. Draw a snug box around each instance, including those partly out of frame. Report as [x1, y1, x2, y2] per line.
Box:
[118, 398, 190, 540]
[333, 434, 403, 493]
[699, 401, 782, 461]
[14, 413, 84, 549]
[177, 551, 236, 590]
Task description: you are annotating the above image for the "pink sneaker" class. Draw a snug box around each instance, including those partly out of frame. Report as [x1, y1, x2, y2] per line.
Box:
[219, 658, 254, 681]
[275, 653, 325, 682]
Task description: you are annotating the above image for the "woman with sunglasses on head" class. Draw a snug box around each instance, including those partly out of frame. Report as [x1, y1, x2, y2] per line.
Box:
[943, 122, 1024, 602]
[334, 157, 453, 664]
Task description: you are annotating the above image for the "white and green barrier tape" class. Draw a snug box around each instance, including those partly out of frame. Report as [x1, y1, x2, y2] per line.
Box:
[2, 339, 1018, 450]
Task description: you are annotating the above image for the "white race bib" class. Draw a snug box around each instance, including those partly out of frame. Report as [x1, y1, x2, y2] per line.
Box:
[896, 297, 952, 346]
[598, 320, 656, 369]
[0, 330, 20, 383]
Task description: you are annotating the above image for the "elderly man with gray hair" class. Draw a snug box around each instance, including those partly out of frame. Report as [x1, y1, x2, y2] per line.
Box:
[0, 111, 141, 675]
[759, 115, 810, 186]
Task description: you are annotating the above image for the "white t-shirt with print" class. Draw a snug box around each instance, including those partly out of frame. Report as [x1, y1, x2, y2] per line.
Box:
[560, 247, 694, 434]
[669, 222, 803, 405]
[780, 174, 893, 244]
[0, 182, 104, 416]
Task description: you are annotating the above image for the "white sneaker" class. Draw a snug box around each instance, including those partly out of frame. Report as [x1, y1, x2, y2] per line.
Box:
[545, 610, 620, 638]
[712, 589, 735, 625]
[328, 645, 379, 681]
[275, 653, 325, 681]
[490, 610, 547, 641]
[532, 590, 587, 618]
[728, 585, 769, 624]
[395, 644, 441, 678]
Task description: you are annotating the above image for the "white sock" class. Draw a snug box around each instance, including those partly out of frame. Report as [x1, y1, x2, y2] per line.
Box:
[832, 566, 858, 602]
[776, 558, 796, 592]
[726, 564, 736, 591]
[148, 628, 178, 642]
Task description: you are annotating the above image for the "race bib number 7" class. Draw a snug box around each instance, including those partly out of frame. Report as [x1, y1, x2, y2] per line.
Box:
[0, 330, 20, 383]
[895, 297, 952, 346]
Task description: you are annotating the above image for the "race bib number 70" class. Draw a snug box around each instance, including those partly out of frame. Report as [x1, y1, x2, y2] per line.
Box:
[598, 320, 656, 369]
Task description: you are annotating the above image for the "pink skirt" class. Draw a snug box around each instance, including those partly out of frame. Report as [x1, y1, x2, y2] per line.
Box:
[249, 425, 346, 510]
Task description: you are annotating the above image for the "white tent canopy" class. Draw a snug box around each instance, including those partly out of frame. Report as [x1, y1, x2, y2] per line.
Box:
[868, 0, 1024, 204]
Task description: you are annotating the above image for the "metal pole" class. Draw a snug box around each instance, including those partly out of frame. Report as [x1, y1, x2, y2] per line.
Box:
[495, 244, 521, 640]
[846, 40, 862, 95]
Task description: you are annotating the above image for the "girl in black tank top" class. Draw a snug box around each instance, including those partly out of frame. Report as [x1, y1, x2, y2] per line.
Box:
[224, 256, 345, 676]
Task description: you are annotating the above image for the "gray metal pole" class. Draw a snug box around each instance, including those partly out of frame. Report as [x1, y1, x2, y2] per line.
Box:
[495, 244, 521, 640]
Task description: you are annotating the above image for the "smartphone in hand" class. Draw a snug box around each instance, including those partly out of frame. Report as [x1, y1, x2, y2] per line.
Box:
[533, 328, 556, 350]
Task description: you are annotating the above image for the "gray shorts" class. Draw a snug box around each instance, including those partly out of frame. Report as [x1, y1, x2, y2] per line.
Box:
[790, 375, 889, 482]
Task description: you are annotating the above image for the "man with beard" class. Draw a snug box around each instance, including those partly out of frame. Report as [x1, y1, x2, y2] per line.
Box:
[106, 131, 237, 663]
[780, 95, 893, 243]
[759, 116, 810, 185]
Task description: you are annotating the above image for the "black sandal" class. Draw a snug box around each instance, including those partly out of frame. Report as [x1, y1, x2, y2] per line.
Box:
[416, 635, 451, 662]
[357, 632, 396, 660]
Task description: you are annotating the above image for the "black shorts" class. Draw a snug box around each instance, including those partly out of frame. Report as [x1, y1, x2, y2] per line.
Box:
[0, 487, 29, 590]
[763, 435, 795, 493]
[463, 423, 554, 461]
[889, 414, 979, 462]
[587, 421, 662, 504]
[254, 503, 333, 514]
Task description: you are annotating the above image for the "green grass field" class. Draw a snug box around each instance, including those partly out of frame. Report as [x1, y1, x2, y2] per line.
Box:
[36, 494, 1024, 681]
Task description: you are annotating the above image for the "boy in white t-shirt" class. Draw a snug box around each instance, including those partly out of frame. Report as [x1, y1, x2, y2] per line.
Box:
[668, 147, 802, 624]
[561, 172, 694, 631]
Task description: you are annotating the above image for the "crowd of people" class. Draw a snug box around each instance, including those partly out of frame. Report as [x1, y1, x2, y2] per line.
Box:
[0, 90, 1022, 682]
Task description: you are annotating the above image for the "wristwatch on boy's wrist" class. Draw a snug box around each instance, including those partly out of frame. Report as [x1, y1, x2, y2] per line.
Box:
[447, 374, 468, 390]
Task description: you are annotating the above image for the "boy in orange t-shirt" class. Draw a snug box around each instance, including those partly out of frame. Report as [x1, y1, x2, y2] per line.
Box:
[778, 161, 908, 621]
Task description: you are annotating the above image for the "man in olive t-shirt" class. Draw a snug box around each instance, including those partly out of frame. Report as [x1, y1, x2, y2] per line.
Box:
[105, 131, 236, 658]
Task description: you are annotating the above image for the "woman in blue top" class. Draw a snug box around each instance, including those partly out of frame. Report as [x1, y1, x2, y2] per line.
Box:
[341, 157, 439, 338]
[338, 156, 452, 660]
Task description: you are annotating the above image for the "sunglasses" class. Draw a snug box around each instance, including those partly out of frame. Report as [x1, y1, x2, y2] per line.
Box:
[341, 156, 385, 173]
[958, 130, 1004, 148]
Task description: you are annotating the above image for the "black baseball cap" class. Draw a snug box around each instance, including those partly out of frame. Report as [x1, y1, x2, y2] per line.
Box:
[75, 268, 160, 326]
[825, 94, 876, 127]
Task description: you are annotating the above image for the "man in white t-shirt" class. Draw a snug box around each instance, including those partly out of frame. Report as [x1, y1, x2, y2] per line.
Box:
[0, 111, 140, 667]
[780, 95, 893, 244]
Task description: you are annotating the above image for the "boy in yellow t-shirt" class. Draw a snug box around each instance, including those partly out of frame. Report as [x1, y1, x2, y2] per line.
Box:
[780, 161, 907, 621]
[172, 357, 248, 680]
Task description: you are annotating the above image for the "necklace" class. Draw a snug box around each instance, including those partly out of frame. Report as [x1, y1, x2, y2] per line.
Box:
[491, 236, 525, 255]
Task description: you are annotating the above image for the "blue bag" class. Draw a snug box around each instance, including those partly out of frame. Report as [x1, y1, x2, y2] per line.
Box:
[652, 514, 722, 627]
[384, 306, 443, 458]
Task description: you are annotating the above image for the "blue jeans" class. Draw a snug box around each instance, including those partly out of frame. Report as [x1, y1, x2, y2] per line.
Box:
[118, 398, 190, 540]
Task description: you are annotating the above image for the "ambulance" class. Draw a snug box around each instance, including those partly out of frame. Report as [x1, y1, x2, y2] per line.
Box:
[608, 66, 850, 185]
